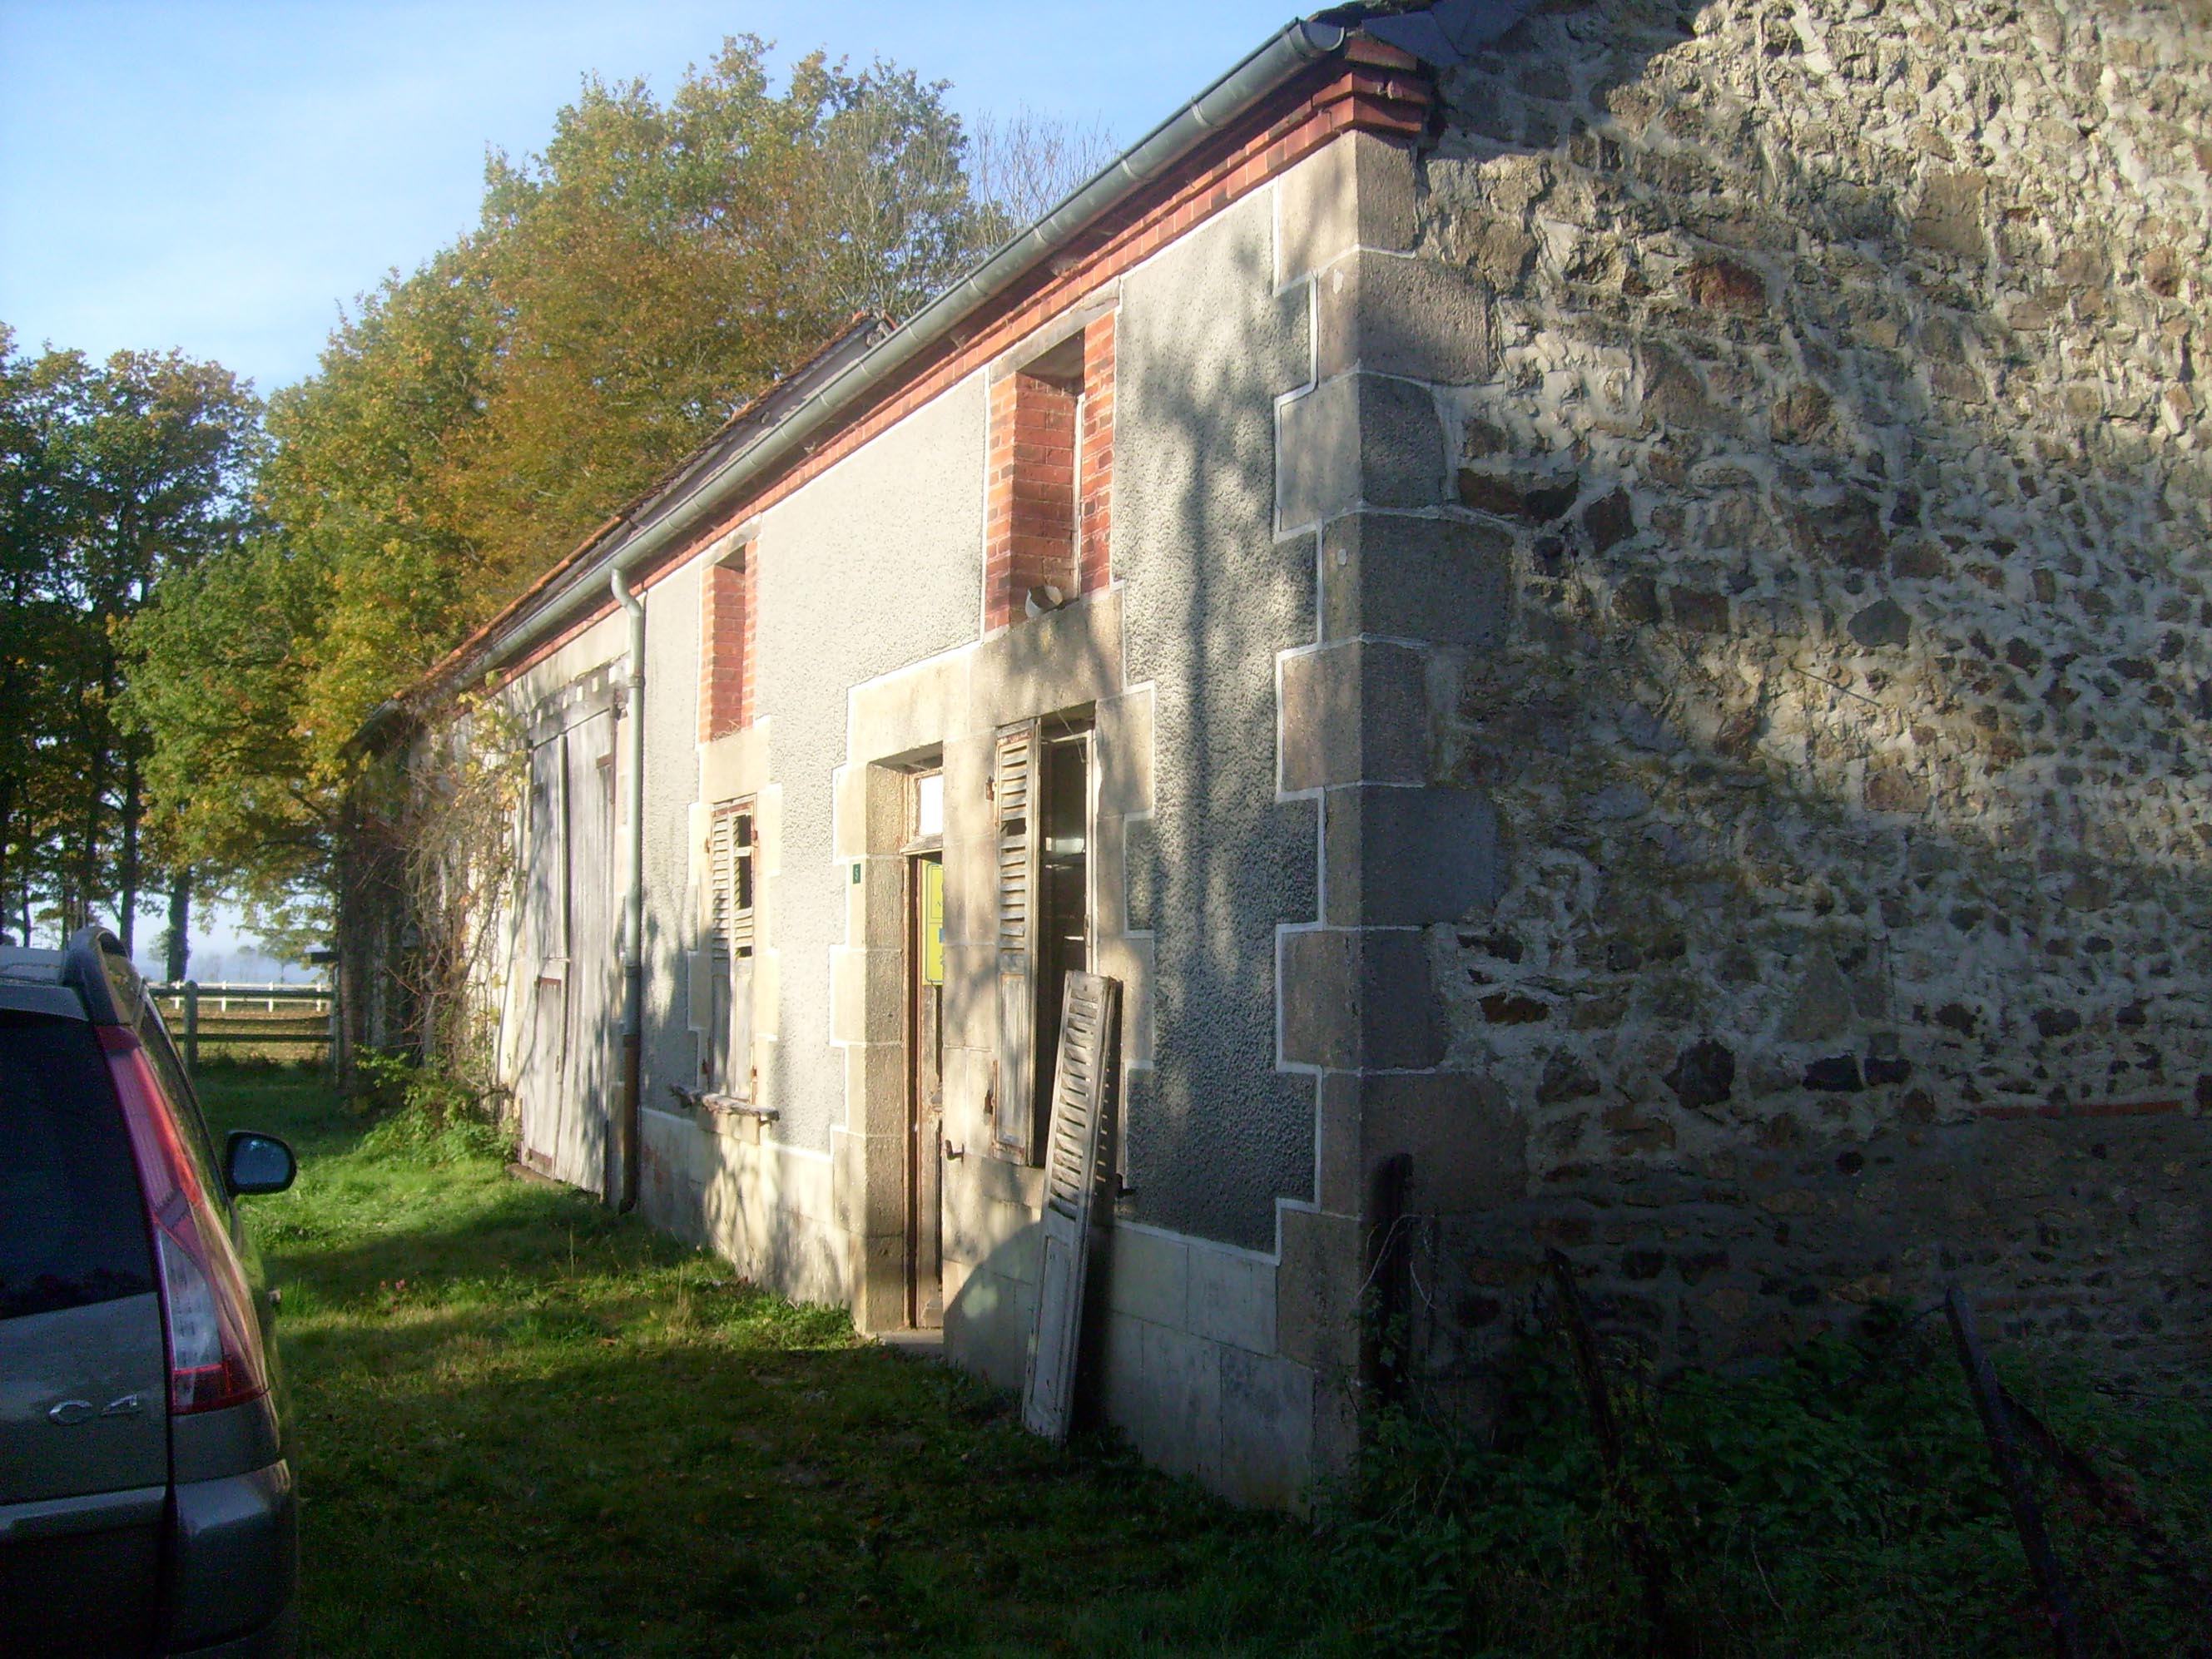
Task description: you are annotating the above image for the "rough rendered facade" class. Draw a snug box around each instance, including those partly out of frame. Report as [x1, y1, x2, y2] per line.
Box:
[380, 0, 2211, 1508]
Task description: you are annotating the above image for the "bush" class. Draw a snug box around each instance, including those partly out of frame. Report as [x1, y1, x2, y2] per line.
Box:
[352, 1050, 510, 1165]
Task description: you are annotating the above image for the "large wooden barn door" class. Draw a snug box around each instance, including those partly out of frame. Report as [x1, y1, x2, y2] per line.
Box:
[559, 710, 617, 1195]
[518, 730, 569, 1174]
[519, 705, 617, 1195]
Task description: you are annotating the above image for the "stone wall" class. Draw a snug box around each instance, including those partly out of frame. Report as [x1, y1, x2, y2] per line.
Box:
[1361, 0, 2211, 1388]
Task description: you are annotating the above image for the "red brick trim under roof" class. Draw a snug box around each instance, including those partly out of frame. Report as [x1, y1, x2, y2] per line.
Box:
[450, 41, 1432, 701]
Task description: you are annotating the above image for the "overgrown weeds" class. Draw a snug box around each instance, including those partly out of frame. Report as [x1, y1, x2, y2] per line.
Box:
[352, 1048, 510, 1164]
[1323, 1310, 2212, 1657]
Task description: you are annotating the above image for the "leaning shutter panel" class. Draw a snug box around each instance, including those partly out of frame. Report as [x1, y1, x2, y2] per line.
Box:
[993, 720, 1042, 1153]
[1023, 972, 1119, 1444]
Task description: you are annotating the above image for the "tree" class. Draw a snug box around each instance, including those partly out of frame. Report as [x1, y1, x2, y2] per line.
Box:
[965, 106, 1122, 241]
[0, 330, 259, 952]
[127, 40, 1122, 981]
[131, 41, 1012, 940]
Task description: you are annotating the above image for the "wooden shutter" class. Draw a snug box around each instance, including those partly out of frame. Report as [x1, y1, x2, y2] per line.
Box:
[706, 804, 757, 1097]
[1022, 971, 1119, 1443]
[708, 806, 755, 959]
[993, 721, 1042, 1154]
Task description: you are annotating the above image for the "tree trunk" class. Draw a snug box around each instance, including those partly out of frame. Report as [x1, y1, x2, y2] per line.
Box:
[118, 755, 142, 956]
[165, 869, 191, 982]
[0, 776, 13, 944]
[77, 701, 105, 938]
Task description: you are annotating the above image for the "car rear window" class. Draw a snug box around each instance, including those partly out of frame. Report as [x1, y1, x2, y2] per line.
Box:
[0, 1011, 156, 1320]
[136, 998, 224, 1196]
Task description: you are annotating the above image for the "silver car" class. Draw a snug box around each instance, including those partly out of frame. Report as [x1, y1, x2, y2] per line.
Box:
[1, 929, 299, 1656]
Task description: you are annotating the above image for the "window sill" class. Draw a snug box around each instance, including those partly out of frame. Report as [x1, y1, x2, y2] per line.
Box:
[665, 1083, 778, 1122]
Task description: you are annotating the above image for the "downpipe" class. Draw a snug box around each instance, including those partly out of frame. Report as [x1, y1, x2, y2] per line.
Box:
[611, 565, 646, 1212]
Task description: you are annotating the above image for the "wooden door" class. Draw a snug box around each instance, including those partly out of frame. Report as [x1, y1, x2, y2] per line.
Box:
[560, 711, 616, 1196]
[908, 853, 945, 1329]
[518, 730, 569, 1173]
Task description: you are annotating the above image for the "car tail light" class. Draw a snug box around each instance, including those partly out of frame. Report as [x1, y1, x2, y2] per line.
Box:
[100, 1026, 270, 1416]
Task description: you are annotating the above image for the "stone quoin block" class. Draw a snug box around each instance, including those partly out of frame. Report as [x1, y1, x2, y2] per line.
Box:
[1279, 638, 1430, 792]
[1317, 250, 1495, 384]
[1277, 373, 1447, 527]
[1359, 1072, 1530, 1211]
[1281, 927, 1450, 1072]
[1320, 512, 1514, 647]
[1323, 783, 1503, 928]
[1275, 129, 1417, 287]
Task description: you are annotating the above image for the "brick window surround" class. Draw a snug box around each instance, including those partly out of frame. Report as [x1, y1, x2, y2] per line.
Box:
[985, 312, 1115, 632]
[699, 547, 756, 742]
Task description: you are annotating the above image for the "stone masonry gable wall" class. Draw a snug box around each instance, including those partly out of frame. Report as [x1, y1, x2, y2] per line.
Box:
[1342, 0, 2211, 1393]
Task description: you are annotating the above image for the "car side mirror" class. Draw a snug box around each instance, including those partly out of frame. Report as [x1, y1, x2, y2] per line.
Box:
[225, 1131, 297, 1197]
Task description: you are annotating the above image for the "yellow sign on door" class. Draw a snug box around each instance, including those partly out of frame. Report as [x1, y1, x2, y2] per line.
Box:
[920, 859, 945, 986]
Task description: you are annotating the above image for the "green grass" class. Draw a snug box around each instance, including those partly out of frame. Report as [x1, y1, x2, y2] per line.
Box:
[197, 1063, 2212, 1658]
[197, 1064, 1342, 1658]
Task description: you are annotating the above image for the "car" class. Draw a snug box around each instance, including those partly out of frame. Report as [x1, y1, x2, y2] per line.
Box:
[1, 927, 300, 1657]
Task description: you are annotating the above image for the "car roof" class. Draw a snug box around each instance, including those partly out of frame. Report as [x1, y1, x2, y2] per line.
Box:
[0, 931, 137, 1023]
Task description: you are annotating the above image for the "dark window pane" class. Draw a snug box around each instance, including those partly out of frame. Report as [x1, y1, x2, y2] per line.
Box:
[1034, 735, 1091, 1139]
[136, 999, 222, 1199]
[0, 1013, 155, 1320]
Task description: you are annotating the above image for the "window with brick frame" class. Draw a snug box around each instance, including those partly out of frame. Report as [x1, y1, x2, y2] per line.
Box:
[699, 545, 756, 742]
[985, 311, 1114, 632]
[703, 800, 756, 1101]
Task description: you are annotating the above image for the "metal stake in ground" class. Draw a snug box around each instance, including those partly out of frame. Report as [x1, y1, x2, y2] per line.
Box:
[1943, 1284, 2087, 1659]
[1545, 1249, 1687, 1659]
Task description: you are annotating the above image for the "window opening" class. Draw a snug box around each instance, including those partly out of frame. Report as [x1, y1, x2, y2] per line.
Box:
[701, 546, 756, 742]
[914, 770, 945, 842]
[707, 801, 756, 1097]
[1032, 732, 1091, 1148]
[991, 717, 1091, 1161]
[986, 313, 1114, 631]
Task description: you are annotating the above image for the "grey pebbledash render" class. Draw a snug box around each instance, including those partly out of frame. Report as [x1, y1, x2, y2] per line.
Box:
[355, 0, 2212, 1507]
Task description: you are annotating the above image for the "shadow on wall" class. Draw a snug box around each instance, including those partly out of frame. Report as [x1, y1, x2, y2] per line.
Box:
[1111, 188, 1322, 1254]
[1344, 0, 2210, 1382]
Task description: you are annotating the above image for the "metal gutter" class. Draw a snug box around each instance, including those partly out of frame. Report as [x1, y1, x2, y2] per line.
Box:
[441, 12, 1355, 686]
[610, 567, 646, 1211]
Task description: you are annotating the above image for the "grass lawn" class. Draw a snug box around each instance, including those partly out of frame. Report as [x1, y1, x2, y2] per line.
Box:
[198, 1063, 2210, 1658]
[196, 1065, 1344, 1658]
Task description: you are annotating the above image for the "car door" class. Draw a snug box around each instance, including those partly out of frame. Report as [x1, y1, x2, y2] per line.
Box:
[0, 1002, 171, 1656]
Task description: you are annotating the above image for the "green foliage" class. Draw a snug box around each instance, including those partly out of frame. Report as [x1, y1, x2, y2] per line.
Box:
[352, 1048, 510, 1164]
[133, 40, 1019, 928]
[122, 534, 333, 905]
[1324, 1319, 2212, 1657]
[0, 325, 260, 945]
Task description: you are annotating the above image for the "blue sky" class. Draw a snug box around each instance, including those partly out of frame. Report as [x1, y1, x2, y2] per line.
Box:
[1, 0, 1295, 398]
[0, 0, 1292, 968]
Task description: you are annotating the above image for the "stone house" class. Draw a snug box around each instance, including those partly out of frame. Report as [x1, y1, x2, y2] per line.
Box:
[376, 0, 2212, 1506]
